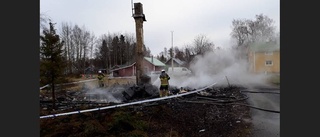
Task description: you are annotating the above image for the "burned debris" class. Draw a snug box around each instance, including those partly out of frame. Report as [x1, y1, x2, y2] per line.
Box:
[40, 84, 253, 137]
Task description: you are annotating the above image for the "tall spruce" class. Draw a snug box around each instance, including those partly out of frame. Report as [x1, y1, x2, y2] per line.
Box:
[40, 22, 65, 110]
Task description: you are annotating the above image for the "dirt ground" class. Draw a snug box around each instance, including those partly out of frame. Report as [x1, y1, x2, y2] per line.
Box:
[40, 75, 136, 92]
[140, 98, 252, 137]
[40, 76, 253, 137]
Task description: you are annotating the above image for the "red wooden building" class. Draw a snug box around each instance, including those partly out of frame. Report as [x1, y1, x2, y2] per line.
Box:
[110, 57, 166, 77]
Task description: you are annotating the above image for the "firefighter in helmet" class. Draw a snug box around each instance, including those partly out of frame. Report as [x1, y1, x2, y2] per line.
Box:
[97, 70, 105, 87]
[159, 69, 170, 97]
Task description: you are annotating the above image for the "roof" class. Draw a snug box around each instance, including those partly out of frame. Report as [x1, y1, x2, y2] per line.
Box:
[110, 57, 165, 72]
[249, 42, 280, 52]
[166, 58, 186, 65]
[110, 63, 136, 72]
[144, 57, 166, 66]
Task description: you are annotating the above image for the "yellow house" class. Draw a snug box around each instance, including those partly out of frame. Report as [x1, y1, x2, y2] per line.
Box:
[248, 42, 280, 74]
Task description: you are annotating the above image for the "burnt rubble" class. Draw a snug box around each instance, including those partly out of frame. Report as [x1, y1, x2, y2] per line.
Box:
[39, 83, 248, 112]
[40, 85, 253, 137]
[39, 81, 160, 110]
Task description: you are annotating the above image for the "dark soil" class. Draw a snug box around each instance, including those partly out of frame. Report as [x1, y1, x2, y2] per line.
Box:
[40, 86, 253, 137]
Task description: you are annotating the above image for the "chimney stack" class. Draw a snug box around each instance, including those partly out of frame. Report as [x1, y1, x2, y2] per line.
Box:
[133, 2, 147, 85]
[151, 56, 153, 63]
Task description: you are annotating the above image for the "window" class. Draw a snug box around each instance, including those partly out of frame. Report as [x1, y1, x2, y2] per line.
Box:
[265, 51, 273, 55]
[265, 60, 273, 66]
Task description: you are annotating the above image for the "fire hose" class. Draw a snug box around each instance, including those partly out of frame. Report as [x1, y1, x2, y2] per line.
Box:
[40, 79, 97, 90]
[40, 82, 218, 119]
[40, 78, 280, 119]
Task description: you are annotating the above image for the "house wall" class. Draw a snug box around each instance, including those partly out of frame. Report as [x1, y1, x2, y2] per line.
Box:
[118, 66, 135, 77]
[155, 66, 164, 71]
[112, 58, 165, 77]
[249, 51, 280, 74]
[113, 66, 135, 77]
[142, 59, 155, 74]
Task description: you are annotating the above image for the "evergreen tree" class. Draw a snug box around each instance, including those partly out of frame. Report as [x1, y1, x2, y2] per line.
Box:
[40, 22, 66, 110]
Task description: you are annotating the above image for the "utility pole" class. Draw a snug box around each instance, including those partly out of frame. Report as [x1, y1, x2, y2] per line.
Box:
[90, 39, 94, 78]
[133, 2, 146, 85]
[171, 31, 174, 71]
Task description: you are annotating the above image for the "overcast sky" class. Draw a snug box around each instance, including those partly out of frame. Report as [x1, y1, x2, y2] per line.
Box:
[40, 0, 280, 56]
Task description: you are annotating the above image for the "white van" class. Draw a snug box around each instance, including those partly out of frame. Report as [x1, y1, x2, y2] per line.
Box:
[167, 67, 192, 76]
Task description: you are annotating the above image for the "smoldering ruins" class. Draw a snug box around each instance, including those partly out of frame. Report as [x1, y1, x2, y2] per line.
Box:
[40, 47, 279, 137]
[40, 84, 253, 137]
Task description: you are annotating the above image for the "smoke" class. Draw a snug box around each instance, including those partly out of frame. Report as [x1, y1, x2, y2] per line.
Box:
[153, 47, 271, 89]
[82, 82, 125, 103]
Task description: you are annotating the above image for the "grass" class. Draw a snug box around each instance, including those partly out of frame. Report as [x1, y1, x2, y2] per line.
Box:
[267, 74, 280, 86]
[63, 75, 136, 91]
[40, 74, 135, 92]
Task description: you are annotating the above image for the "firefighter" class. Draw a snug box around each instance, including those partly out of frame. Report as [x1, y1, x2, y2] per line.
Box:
[159, 69, 170, 97]
[97, 70, 105, 88]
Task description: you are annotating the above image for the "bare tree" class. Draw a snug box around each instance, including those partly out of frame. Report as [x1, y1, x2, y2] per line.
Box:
[68, 25, 92, 74]
[40, 13, 50, 30]
[231, 14, 277, 59]
[248, 14, 275, 43]
[82, 30, 90, 60]
[231, 14, 276, 48]
[106, 34, 115, 69]
[231, 20, 249, 47]
[60, 22, 74, 74]
[71, 25, 82, 69]
[88, 32, 97, 67]
[144, 46, 151, 57]
[193, 34, 215, 55]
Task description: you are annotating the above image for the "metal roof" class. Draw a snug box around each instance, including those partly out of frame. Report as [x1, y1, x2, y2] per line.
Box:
[110, 57, 165, 72]
[249, 42, 280, 52]
[110, 63, 136, 72]
[165, 58, 186, 65]
[144, 57, 166, 66]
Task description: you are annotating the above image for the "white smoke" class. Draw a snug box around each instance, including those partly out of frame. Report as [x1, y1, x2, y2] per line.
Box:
[153, 47, 271, 89]
[82, 82, 124, 103]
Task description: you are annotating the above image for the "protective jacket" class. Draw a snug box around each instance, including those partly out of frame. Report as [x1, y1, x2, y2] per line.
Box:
[159, 73, 170, 85]
[98, 74, 105, 81]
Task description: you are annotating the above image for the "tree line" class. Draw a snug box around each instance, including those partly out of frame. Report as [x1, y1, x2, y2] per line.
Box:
[40, 13, 278, 83]
[157, 13, 279, 65]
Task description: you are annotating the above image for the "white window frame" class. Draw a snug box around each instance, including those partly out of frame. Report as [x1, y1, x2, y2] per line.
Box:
[265, 60, 273, 66]
[265, 51, 273, 55]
